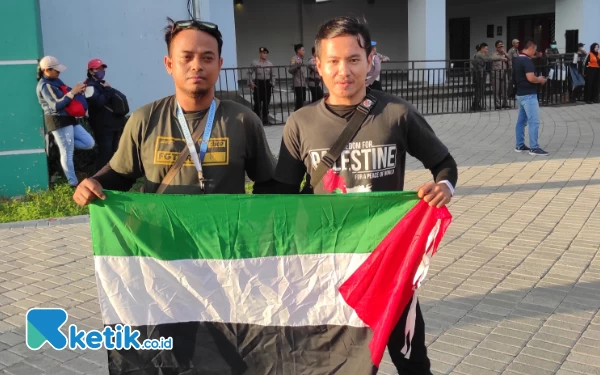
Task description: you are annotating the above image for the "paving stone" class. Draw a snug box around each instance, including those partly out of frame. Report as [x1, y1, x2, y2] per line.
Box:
[43, 350, 79, 363]
[23, 353, 62, 371]
[62, 357, 103, 373]
[558, 360, 600, 375]
[477, 339, 522, 356]
[0, 352, 23, 367]
[514, 353, 561, 372]
[0, 334, 22, 347]
[3, 362, 41, 375]
[48, 366, 83, 375]
[452, 362, 501, 375]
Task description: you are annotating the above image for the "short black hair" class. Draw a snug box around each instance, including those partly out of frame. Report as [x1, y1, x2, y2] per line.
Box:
[294, 43, 304, 53]
[480, 42, 488, 48]
[312, 46, 316, 55]
[314, 16, 372, 58]
[475, 44, 481, 51]
[495, 40, 503, 47]
[523, 39, 537, 50]
[164, 17, 223, 56]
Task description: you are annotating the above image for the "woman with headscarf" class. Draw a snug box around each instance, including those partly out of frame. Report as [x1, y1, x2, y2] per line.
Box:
[584, 43, 600, 104]
[36, 56, 95, 187]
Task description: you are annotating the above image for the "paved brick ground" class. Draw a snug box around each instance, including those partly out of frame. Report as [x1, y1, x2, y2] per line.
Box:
[1, 104, 600, 374]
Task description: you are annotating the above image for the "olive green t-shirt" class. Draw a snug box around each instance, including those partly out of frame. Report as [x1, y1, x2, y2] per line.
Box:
[109, 96, 275, 194]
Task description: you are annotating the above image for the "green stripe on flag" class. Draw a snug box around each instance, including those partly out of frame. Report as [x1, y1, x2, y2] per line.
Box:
[90, 191, 419, 261]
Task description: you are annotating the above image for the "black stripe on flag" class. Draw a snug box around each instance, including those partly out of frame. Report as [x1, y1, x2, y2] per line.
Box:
[106, 322, 378, 375]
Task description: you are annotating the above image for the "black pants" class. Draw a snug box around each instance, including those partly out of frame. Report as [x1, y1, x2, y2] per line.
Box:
[294, 87, 306, 111]
[252, 80, 272, 121]
[387, 296, 432, 375]
[95, 128, 123, 172]
[371, 80, 383, 91]
[309, 85, 324, 102]
[472, 72, 486, 110]
[584, 67, 600, 103]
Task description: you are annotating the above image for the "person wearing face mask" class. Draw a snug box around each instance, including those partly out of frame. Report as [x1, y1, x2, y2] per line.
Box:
[85, 58, 129, 172]
[36, 56, 95, 187]
[545, 41, 559, 59]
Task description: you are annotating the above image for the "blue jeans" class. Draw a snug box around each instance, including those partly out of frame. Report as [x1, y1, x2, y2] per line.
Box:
[515, 94, 540, 149]
[51, 125, 95, 186]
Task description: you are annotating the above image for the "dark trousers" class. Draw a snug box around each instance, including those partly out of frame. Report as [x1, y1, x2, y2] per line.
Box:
[387, 296, 432, 375]
[294, 87, 306, 111]
[472, 72, 486, 110]
[492, 71, 508, 108]
[252, 80, 272, 121]
[95, 128, 122, 172]
[371, 80, 383, 91]
[309, 85, 324, 102]
[584, 67, 600, 103]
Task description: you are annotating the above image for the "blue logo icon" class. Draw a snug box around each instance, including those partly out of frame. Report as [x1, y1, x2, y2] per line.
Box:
[26, 308, 68, 350]
[26, 308, 173, 351]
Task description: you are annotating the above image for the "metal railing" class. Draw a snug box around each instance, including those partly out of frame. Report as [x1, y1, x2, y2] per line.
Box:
[215, 54, 588, 125]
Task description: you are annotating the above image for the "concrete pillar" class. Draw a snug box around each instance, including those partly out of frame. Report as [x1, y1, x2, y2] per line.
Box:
[407, 0, 446, 83]
[195, 0, 239, 92]
[556, 0, 600, 53]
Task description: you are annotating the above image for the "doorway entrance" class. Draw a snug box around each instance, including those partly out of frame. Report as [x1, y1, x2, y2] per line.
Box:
[449, 17, 471, 67]
[507, 13, 555, 53]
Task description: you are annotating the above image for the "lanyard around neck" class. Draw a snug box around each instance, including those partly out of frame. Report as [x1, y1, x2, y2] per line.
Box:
[175, 99, 217, 189]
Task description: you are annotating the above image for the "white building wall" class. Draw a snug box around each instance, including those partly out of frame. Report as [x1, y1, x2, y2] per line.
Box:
[234, 0, 408, 68]
[408, 0, 427, 63]
[555, 0, 583, 52]
[40, 0, 189, 113]
[447, 0, 555, 58]
[581, 0, 600, 49]
[234, 0, 303, 68]
[301, 0, 408, 61]
[196, 0, 239, 92]
[197, 0, 238, 70]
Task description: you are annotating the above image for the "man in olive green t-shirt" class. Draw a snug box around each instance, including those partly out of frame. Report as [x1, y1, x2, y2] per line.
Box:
[73, 18, 275, 205]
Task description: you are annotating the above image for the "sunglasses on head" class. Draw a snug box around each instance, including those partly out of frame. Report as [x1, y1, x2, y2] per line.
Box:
[171, 20, 219, 34]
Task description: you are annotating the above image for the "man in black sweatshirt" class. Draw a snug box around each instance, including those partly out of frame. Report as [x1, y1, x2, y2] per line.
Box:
[274, 17, 457, 375]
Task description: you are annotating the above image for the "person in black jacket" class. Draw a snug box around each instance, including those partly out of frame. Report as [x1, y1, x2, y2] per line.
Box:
[85, 58, 127, 172]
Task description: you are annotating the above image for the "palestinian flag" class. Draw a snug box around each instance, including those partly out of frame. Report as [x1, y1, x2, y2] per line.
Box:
[90, 191, 451, 374]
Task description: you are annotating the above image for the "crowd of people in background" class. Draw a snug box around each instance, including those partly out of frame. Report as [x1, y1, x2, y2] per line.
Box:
[470, 38, 600, 111]
[247, 40, 389, 123]
[37, 32, 599, 185]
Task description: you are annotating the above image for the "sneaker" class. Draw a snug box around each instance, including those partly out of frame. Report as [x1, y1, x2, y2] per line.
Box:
[515, 145, 531, 152]
[529, 147, 549, 156]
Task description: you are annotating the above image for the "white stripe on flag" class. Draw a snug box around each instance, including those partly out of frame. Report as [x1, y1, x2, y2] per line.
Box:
[95, 254, 371, 328]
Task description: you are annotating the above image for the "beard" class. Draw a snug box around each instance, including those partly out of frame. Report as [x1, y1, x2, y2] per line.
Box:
[185, 88, 209, 99]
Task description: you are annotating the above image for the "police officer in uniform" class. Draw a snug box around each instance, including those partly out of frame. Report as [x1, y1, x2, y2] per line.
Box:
[472, 43, 505, 110]
[507, 39, 520, 64]
[249, 47, 275, 124]
[288, 43, 306, 111]
[507, 39, 520, 98]
[307, 46, 323, 102]
[491, 40, 510, 109]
